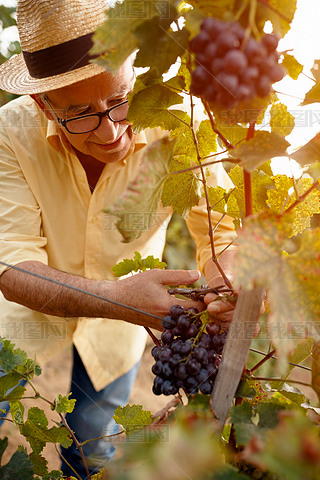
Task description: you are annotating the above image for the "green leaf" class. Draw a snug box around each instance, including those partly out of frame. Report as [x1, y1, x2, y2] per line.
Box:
[0, 339, 27, 374]
[212, 465, 249, 480]
[282, 53, 303, 80]
[90, 0, 156, 73]
[196, 119, 217, 158]
[112, 251, 166, 277]
[135, 20, 189, 76]
[106, 137, 174, 242]
[29, 452, 48, 476]
[230, 131, 290, 171]
[235, 217, 320, 364]
[291, 132, 320, 166]
[0, 438, 8, 464]
[127, 84, 184, 133]
[0, 371, 22, 400]
[0, 6, 16, 29]
[267, 175, 320, 236]
[230, 401, 253, 425]
[113, 404, 153, 434]
[216, 123, 247, 147]
[206, 185, 229, 215]
[55, 393, 76, 414]
[170, 112, 196, 158]
[28, 407, 48, 429]
[270, 102, 295, 137]
[2, 385, 26, 402]
[0, 448, 34, 480]
[164, 74, 186, 92]
[187, 0, 236, 18]
[161, 155, 201, 218]
[257, 0, 297, 36]
[256, 402, 282, 429]
[235, 379, 257, 399]
[270, 338, 314, 391]
[10, 401, 24, 425]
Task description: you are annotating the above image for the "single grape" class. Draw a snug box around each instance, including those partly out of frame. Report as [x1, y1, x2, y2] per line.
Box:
[201, 17, 224, 40]
[161, 380, 176, 396]
[198, 333, 211, 349]
[169, 353, 182, 369]
[204, 42, 218, 61]
[207, 363, 218, 380]
[256, 75, 271, 96]
[206, 322, 220, 337]
[171, 339, 183, 354]
[161, 329, 174, 345]
[151, 345, 161, 360]
[199, 381, 213, 394]
[172, 326, 182, 337]
[184, 324, 199, 339]
[187, 358, 201, 375]
[194, 346, 208, 365]
[197, 368, 209, 384]
[207, 349, 217, 362]
[152, 360, 163, 376]
[262, 33, 279, 53]
[269, 64, 285, 83]
[186, 376, 199, 389]
[223, 49, 248, 74]
[177, 314, 191, 331]
[211, 57, 224, 74]
[169, 304, 185, 319]
[162, 362, 173, 378]
[175, 363, 188, 380]
[189, 30, 211, 53]
[241, 66, 259, 84]
[152, 383, 162, 396]
[180, 340, 193, 356]
[161, 315, 176, 330]
[186, 307, 199, 316]
[159, 347, 172, 362]
[216, 32, 240, 56]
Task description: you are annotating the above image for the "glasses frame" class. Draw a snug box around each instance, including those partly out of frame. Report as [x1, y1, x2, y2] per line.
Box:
[42, 95, 129, 135]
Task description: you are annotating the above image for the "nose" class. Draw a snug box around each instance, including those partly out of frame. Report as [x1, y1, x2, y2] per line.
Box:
[93, 113, 119, 143]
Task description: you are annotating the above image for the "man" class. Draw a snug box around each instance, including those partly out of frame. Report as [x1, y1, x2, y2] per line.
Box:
[0, 0, 236, 476]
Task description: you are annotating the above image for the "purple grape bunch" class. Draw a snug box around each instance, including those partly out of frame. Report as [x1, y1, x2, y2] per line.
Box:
[190, 17, 285, 108]
[151, 305, 227, 396]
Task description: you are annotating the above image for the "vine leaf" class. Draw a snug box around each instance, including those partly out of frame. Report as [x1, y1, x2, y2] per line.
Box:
[10, 400, 25, 425]
[127, 84, 184, 133]
[161, 155, 201, 218]
[270, 339, 314, 391]
[186, 0, 236, 18]
[267, 175, 320, 236]
[0, 339, 27, 373]
[20, 407, 73, 455]
[112, 251, 167, 277]
[257, 0, 297, 36]
[229, 131, 290, 171]
[270, 102, 295, 137]
[291, 132, 320, 166]
[0, 446, 34, 480]
[197, 119, 218, 157]
[29, 452, 48, 476]
[106, 137, 174, 243]
[0, 371, 22, 400]
[113, 404, 153, 434]
[282, 53, 303, 80]
[170, 112, 196, 157]
[0, 437, 8, 464]
[55, 393, 76, 414]
[135, 19, 189, 76]
[235, 217, 320, 365]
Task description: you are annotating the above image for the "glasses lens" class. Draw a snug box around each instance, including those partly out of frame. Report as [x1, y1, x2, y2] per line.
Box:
[109, 102, 129, 122]
[66, 115, 100, 134]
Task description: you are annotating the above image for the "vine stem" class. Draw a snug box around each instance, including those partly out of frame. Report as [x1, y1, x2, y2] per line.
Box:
[151, 396, 181, 425]
[249, 348, 312, 371]
[55, 445, 83, 480]
[202, 100, 234, 149]
[248, 349, 276, 374]
[58, 412, 91, 479]
[80, 429, 125, 447]
[189, 93, 233, 289]
[250, 376, 312, 388]
[244, 122, 256, 217]
[283, 179, 320, 214]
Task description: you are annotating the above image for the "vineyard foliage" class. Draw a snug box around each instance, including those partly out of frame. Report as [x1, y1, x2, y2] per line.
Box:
[0, 0, 320, 479]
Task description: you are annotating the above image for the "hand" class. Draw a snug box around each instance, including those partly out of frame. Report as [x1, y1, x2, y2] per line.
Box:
[204, 289, 238, 330]
[111, 269, 205, 331]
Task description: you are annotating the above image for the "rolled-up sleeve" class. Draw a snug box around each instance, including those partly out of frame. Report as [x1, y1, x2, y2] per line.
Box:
[186, 162, 237, 273]
[0, 130, 47, 276]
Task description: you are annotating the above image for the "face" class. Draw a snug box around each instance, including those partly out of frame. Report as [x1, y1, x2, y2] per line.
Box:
[44, 60, 135, 165]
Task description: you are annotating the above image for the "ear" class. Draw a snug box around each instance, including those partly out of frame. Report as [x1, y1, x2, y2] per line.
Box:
[30, 94, 54, 121]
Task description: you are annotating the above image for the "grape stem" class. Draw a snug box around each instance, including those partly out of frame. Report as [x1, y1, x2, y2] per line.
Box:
[202, 100, 234, 150]
[189, 88, 233, 290]
[244, 122, 256, 217]
[151, 396, 181, 424]
[283, 178, 320, 214]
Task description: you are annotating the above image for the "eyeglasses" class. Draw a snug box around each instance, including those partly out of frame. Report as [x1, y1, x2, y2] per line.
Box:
[42, 95, 129, 134]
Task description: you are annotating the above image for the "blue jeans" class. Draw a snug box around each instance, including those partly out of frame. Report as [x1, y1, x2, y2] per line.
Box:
[60, 346, 140, 478]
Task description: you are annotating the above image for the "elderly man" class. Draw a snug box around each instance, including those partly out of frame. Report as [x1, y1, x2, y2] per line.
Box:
[0, 0, 236, 476]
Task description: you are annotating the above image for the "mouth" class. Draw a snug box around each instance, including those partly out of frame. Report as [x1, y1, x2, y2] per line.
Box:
[95, 132, 125, 152]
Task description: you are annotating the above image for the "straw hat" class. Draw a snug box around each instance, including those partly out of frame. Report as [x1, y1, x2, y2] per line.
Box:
[0, 0, 109, 94]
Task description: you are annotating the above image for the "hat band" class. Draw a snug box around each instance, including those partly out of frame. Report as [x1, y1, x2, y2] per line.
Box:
[22, 33, 98, 79]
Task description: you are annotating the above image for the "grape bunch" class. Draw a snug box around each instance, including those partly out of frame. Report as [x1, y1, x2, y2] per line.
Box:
[151, 304, 227, 396]
[190, 17, 285, 108]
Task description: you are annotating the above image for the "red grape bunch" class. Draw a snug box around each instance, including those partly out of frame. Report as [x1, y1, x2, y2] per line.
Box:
[190, 17, 285, 108]
[151, 305, 227, 396]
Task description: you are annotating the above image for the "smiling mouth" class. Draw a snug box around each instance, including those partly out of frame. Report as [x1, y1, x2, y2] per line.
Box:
[95, 132, 124, 150]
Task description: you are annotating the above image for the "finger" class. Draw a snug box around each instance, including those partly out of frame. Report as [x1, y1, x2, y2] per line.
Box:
[157, 269, 201, 287]
[207, 299, 236, 315]
[170, 298, 206, 313]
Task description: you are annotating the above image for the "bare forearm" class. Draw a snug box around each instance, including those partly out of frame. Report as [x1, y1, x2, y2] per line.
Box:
[204, 249, 238, 288]
[0, 261, 114, 318]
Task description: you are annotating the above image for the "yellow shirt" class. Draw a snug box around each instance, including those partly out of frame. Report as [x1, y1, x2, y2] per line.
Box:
[0, 95, 236, 391]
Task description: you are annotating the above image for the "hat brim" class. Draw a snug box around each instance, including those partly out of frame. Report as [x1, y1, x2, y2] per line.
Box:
[0, 53, 107, 95]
